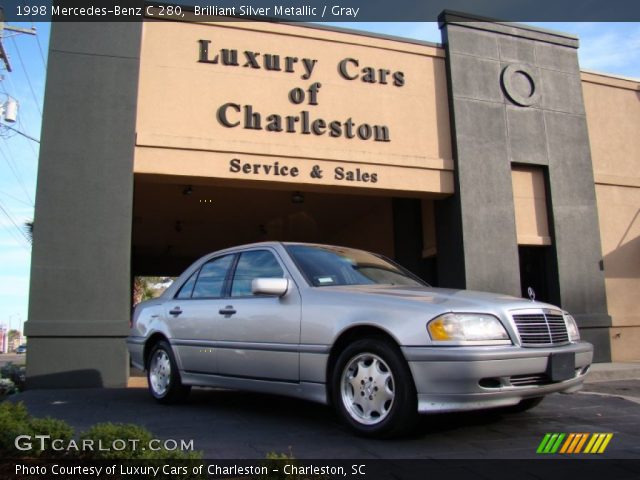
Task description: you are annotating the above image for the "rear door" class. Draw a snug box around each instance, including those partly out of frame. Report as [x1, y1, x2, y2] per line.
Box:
[166, 254, 234, 375]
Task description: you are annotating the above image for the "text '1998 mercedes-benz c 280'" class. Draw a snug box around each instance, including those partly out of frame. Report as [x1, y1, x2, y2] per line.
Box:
[127, 242, 593, 437]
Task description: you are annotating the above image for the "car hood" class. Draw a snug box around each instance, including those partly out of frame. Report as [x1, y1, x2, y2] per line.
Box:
[317, 284, 560, 312]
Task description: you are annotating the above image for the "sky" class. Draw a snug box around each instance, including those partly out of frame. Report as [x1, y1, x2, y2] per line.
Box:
[0, 20, 639, 336]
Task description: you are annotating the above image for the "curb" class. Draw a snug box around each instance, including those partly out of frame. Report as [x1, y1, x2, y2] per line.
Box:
[584, 362, 640, 383]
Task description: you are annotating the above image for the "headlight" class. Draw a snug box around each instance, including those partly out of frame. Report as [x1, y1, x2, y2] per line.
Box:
[564, 313, 580, 342]
[427, 313, 511, 345]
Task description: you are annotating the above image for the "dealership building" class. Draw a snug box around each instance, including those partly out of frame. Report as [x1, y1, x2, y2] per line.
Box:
[25, 11, 639, 387]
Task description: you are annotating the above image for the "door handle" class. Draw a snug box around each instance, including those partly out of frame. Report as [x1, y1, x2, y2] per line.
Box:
[169, 307, 182, 316]
[219, 306, 237, 316]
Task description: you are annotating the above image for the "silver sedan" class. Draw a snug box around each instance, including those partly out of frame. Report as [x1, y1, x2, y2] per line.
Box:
[127, 242, 593, 437]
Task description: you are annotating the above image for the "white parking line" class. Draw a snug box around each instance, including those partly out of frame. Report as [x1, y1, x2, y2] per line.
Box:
[578, 390, 640, 406]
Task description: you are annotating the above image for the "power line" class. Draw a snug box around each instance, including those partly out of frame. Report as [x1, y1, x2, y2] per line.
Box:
[9, 36, 43, 117]
[0, 198, 32, 246]
[0, 220, 30, 251]
[10, 111, 40, 165]
[21, 126, 40, 161]
[0, 140, 34, 205]
[0, 134, 35, 184]
[2, 123, 39, 143]
[2, 67, 40, 139]
[31, 22, 47, 69]
[0, 189, 33, 207]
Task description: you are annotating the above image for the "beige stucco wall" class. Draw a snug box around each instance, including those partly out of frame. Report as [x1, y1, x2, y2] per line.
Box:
[135, 19, 453, 196]
[582, 71, 640, 361]
[511, 166, 551, 246]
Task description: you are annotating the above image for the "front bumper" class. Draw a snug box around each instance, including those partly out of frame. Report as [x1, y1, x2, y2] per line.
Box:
[402, 341, 593, 413]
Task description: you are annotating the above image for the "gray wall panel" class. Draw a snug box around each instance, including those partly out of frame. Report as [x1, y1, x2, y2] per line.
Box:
[535, 42, 581, 73]
[540, 69, 585, 114]
[498, 36, 536, 65]
[439, 12, 611, 360]
[45, 21, 143, 58]
[26, 22, 142, 387]
[446, 26, 499, 59]
[506, 106, 548, 165]
[450, 54, 503, 103]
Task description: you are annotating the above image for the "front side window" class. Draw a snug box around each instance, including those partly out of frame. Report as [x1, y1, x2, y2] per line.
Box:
[192, 255, 234, 299]
[231, 250, 284, 297]
[286, 245, 424, 287]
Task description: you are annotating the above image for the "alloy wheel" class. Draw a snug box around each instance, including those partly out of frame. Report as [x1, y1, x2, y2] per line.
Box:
[340, 353, 395, 425]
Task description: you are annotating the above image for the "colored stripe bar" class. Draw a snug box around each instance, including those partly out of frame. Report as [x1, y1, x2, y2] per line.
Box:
[544, 434, 560, 453]
[537, 433, 553, 453]
[567, 433, 584, 454]
[560, 433, 576, 454]
[550, 433, 566, 453]
[538, 433, 613, 454]
[589, 433, 607, 453]
[598, 433, 613, 453]
[584, 433, 599, 453]
[574, 433, 590, 453]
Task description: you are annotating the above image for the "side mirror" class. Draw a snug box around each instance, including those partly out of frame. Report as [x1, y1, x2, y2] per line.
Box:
[251, 278, 289, 297]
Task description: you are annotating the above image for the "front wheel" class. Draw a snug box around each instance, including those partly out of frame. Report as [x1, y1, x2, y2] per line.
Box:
[147, 340, 191, 404]
[332, 338, 417, 438]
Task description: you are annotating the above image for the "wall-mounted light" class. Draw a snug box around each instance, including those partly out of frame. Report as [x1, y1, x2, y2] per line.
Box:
[292, 191, 304, 204]
[182, 185, 193, 196]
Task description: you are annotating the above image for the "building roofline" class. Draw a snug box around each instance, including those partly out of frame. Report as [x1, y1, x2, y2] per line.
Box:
[290, 21, 443, 50]
[438, 10, 579, 48]
[581, 68, 640, 85]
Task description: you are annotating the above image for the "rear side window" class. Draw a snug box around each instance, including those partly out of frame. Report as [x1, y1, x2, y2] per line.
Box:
[192, 255, 234, 299]
[176, 271, 198, 299]
[231, 250, 284, 297]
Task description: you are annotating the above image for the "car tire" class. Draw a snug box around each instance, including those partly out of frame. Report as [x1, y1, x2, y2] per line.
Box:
[503, 396, 544, 413]
[331, 338, 417, 438]
[146, 340, 191, 404]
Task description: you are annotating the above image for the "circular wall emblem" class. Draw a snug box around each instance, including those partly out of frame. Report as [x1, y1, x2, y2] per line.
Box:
[501, 64, 540, 107]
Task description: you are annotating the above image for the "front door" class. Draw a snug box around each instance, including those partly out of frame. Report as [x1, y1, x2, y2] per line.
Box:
[216, 248, 301, 382]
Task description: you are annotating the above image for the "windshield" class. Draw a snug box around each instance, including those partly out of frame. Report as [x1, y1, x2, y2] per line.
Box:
[286, 245, 425, 287]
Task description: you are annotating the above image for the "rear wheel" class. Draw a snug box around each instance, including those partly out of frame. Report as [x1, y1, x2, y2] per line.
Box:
[332, 338, 417, 438]
[147, 340, 190, 404]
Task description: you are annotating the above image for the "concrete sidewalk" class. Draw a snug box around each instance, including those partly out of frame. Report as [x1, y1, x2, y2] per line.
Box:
[584, 362, 640, 383]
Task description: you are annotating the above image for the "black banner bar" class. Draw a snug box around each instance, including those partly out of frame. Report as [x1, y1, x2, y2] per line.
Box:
[3, 0, 640, 22]
[3, 459, 640, 480]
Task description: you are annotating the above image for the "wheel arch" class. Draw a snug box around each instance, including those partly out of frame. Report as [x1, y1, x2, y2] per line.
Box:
[326, 325, 410, 404]
[143, 333, 170, 370]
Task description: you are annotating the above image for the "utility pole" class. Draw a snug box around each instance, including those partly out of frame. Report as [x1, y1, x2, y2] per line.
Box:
[0, 7, 39, 141]
[0, 7, 37, 73]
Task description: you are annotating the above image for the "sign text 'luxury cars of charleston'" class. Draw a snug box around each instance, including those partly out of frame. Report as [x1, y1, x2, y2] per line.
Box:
[198, 39, 406, 184]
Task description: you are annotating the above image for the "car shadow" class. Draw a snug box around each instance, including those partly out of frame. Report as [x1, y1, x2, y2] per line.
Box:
[183, 387, 507, 439]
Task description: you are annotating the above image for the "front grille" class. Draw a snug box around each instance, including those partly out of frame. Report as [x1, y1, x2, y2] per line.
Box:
[512, 311, 569, 346]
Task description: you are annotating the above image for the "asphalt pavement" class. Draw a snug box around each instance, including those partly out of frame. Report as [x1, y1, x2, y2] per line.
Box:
[4, 355, 640, 459]
[7, 377, 640, 459]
